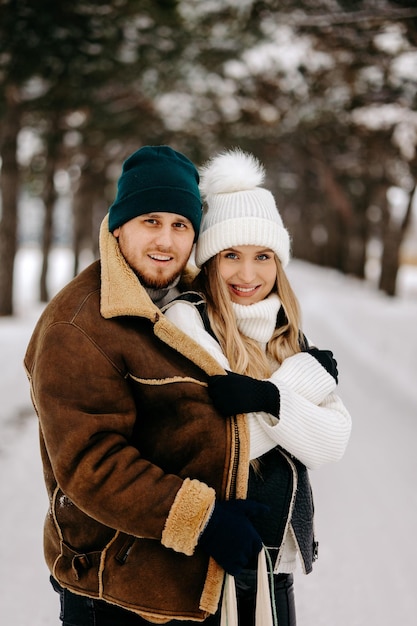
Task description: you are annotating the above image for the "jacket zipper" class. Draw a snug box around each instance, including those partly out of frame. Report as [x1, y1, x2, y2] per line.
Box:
[228, 416, 240, 499]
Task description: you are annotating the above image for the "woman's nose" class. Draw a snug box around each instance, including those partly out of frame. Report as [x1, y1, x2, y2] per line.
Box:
[237, 261, 256, 282]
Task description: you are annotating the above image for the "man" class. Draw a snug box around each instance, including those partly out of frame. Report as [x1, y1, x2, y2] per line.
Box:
[24, 146, 265, 626]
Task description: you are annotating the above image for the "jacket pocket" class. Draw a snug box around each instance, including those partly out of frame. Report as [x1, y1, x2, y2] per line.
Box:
[53, 540, 103, 595]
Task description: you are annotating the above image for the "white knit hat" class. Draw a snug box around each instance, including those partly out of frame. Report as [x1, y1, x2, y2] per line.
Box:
[195, 149, 290, 268]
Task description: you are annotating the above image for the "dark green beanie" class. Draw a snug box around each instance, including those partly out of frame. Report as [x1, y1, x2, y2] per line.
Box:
[108, 146, 202, 236]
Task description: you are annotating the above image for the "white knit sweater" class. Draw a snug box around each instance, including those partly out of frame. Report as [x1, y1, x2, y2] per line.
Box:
[164, 294, 351, 468]
[163, 293, 352, 572]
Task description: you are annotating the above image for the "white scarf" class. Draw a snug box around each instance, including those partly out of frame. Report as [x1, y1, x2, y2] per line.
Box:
[231, 293, 282, 346]
[221, 293, 281, 626]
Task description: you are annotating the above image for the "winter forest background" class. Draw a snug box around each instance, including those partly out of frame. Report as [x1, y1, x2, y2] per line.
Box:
[1, 1, 417, 625]
[1, 0, 417, 314]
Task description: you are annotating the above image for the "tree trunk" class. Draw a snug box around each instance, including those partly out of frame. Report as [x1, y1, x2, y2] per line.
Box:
[379, 229, 402, 296]
[73, 164, 94, 277]
[40, 116, 61, 302]
[379, 185, 415, 297]
[0, 85, 21, 316]
[73, 160, 107, 275]
[40, 155, 57, 302]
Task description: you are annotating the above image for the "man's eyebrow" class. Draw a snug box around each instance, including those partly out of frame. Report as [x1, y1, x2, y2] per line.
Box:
[143, 213, 191, 223]
[171, 215, 192, 224]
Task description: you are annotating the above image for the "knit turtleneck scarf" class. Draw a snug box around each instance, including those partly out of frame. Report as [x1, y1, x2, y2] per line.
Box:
[231, 293, 282, 347]
[145, 275, 181, 308]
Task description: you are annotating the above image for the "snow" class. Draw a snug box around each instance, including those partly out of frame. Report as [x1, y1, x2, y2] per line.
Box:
[1, 247, 417, 625]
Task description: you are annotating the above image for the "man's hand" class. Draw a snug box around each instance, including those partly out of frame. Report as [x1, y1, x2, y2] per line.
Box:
[198, 499, 269, 576]
[208, 372, 280, 418]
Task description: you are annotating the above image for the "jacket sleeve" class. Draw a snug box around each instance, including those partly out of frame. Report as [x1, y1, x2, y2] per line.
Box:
[27, 321, 215, 555]
[164, 302, 351, 470]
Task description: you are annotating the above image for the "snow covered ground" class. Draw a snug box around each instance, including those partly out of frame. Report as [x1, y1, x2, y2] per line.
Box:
[1, 247, 417, 625]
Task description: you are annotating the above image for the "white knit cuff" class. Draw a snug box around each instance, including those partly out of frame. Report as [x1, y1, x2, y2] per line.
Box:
[269, 352, 336, 405]
[248, 412, 278, 460]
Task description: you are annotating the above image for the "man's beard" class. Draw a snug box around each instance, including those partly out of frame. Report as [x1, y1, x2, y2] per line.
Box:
[133, 268, 181, 290]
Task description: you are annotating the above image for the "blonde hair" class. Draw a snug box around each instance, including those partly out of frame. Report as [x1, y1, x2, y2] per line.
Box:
[194, 255, 302, 379]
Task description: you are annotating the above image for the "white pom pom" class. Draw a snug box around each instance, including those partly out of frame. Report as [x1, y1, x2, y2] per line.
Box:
[200, 148, 265, 197]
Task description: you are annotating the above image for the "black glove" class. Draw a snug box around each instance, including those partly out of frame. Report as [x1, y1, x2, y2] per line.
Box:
[305, 347, 338, 383]
[198, 499, 269, 576]
[208, 372, 280, 418]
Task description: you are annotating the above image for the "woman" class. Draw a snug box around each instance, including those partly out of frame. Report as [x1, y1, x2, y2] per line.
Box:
[163, 149, 351, 626]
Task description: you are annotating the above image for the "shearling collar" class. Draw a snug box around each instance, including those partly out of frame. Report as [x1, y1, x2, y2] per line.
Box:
[98, 215, 223, 378]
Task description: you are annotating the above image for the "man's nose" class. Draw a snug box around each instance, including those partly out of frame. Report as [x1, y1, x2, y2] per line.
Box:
[153, 226, 173, 248]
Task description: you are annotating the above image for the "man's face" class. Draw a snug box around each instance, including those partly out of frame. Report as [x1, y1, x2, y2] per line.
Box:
[113, 212, 195, 289]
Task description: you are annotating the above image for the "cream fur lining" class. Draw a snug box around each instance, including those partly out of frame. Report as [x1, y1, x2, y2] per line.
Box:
[128, 374, 208, 387]
[161, 478, 215, 556]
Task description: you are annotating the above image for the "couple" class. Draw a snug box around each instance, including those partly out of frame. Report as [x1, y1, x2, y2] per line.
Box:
[24, 146, 351, 626]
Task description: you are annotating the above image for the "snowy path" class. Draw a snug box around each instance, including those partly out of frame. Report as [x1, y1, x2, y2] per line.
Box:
[288, 263, 417, 625]
[1, 259, 417, 625]
[0, 311, 56, 625]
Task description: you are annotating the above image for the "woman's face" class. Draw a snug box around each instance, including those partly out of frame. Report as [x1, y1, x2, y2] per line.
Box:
[217, 245, 277, 305]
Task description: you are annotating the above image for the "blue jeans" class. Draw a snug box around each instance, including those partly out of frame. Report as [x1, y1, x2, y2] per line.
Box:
[51, 572, 296, 626]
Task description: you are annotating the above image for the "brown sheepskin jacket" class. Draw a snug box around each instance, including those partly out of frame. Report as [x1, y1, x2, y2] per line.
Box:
[24, 217, 250, 623]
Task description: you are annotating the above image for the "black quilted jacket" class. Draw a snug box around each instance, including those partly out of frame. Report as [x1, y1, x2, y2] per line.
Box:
[247, 447, 317, 574]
